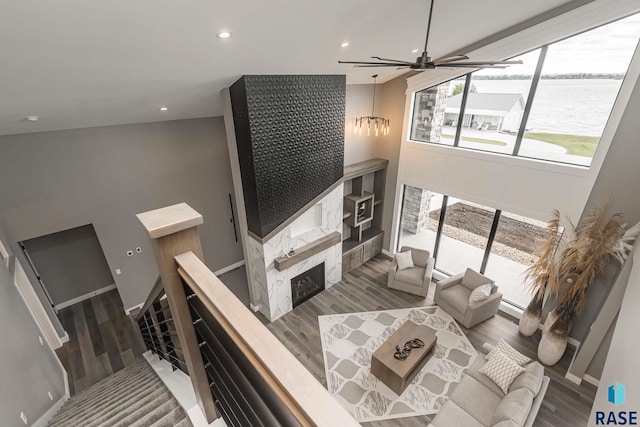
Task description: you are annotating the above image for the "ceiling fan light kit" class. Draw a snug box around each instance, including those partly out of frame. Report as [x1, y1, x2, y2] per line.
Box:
[339, 0, 522, 71]
[355, 75, 390, 137]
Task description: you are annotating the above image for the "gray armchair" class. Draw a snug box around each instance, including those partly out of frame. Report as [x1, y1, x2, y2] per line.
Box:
[387, 246, 434, 297]
[434, 268, 502, 328]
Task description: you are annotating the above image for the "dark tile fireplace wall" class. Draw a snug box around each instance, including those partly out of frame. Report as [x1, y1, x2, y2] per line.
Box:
[229, 75, 346, 238]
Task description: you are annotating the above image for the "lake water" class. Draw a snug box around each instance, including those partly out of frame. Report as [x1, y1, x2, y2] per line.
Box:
[471, 79, 623, 136]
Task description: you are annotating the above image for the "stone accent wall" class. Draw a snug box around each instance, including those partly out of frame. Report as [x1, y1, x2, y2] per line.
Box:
[402, 186, 432, 234]
[412, 83, 448, 142]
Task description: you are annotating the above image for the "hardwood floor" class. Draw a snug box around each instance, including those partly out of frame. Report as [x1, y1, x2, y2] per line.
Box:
[265, 256, 596, 427]
[55, 289, 145, 395]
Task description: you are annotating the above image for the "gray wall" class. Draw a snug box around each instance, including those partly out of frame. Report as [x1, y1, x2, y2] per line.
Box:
[22, 224, 114, 306]
[344, 75, 413, 251]
[0, 255, 66, 425]
[0, 117, 244, 310]
[565, 75, 640, 377]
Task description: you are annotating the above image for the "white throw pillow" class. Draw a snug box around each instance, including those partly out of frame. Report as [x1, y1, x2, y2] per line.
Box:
[468, 283, 492, 304]
[486, 338, 532, 367]
[480, 349, 525, 394]
[395, 251, 414, 270]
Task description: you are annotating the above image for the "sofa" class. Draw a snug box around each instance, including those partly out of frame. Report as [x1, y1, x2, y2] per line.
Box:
[387, 246, 434, 297]
[429, 344, 550, 427]
[434, 268, 503, 328]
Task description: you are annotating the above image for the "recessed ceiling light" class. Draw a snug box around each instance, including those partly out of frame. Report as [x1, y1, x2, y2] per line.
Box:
[411, 49, 420, 53]
[340, 41, 350, 48]
[159, 107, 168, 111]
[217, 31, 232, 39]
[26, 116, 39, 122]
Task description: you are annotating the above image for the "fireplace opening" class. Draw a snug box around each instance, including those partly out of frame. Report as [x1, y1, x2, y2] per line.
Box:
[291, 263, 325, 308]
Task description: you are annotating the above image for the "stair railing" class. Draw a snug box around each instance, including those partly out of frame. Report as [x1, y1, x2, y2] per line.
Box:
[135, 203, 359, 426]
[135, 277, 187, 373]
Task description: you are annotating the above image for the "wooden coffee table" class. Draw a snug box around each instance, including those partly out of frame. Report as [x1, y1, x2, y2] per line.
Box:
[371, 320, 437, 395]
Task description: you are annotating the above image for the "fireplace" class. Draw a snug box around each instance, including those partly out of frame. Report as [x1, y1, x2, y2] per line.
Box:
[291, 263, 325, 308]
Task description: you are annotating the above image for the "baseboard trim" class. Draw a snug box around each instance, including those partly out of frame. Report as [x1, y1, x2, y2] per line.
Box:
[55, 284, 117, 310]
[249, 303, 262, 313]
[584, 374, 600, 387]
[381, 249, 393, 259]
[125, 302, 144, 316]
[213, 260, 245, 276]
[565, 372, 583, 385]
[32, 392, 69, 427]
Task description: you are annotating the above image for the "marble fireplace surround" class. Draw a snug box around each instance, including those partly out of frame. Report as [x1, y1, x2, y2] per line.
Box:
[246, 184, 344, 321]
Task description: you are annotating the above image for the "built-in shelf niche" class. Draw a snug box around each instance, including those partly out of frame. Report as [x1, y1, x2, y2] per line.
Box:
[342, 158, 388, 276]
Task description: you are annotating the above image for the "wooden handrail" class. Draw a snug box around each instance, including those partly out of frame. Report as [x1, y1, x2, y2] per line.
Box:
[175, 251, 360, 427]
[135, 276, 164, 322]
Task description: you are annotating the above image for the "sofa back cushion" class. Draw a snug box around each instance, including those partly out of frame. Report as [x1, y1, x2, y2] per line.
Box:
[510, 361, 544, 395]
[492, 387, 534, 427]
[461, 268, 493, 291]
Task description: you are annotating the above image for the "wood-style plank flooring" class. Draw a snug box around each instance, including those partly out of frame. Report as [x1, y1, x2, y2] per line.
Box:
[265, 256, 596, 427]
[55, 289, 145, 395]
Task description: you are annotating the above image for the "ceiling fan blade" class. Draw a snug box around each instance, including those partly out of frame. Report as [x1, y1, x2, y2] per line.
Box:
[338, 60, 415, 66]
[438, 64, 507, 69]
[371, 56, 414, 64]
[354, 64, 409, 68]
[448, 60, 523, 66]
[434, 55, 469, 65]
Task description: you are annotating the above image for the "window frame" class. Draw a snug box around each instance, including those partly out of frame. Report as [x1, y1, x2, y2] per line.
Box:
[408, 12, 640, 167]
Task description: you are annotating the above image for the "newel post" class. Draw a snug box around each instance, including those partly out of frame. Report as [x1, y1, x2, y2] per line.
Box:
[136, 202, 218, 422]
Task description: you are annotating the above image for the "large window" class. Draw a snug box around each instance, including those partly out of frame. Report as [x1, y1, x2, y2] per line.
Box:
[409, 13, 640, 167]
[398, 186, 563, 309]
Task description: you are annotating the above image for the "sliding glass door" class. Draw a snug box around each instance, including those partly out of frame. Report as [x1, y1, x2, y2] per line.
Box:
[397, 185, 560, 309]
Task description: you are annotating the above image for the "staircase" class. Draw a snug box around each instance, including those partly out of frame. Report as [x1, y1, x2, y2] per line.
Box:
[48, 359, 192, 427]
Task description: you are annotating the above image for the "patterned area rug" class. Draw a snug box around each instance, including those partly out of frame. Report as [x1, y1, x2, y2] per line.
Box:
[318, 306, 477, 422]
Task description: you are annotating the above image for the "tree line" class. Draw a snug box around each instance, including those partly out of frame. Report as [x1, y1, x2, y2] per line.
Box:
[472, 73, 624, 80]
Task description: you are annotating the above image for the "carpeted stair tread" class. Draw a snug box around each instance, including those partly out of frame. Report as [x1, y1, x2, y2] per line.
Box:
[91, 388, 173, 427]
[54, 367, 158, 419]
[47, 358, 192, 427]
[147, 401, 191, 427]
[57, 360, 153, 411]
[119, 394, 179, 427]
[73, 384, 170, 427]
[50, 368, 161, 424]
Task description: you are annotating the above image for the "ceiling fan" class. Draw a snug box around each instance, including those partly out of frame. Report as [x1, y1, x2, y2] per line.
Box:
[338, 0, 522, 70]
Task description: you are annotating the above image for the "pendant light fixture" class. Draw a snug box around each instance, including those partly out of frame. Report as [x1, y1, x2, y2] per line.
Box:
[354, 75, 390, 136]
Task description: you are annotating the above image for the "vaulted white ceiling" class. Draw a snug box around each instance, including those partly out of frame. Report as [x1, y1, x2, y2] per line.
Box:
[0, 0, 578, 135]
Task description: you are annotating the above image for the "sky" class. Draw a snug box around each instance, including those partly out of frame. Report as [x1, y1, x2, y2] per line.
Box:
[476, 11, 640, 76]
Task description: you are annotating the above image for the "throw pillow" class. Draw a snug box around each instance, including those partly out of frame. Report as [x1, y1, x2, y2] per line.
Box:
[486, 338, 532, 367]
[468, 283, 492, 304]
[395, 251, 414, 270]
[480, 350, 525, 394]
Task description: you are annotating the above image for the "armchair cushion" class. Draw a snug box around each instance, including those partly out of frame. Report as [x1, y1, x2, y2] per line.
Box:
[395, 251, 415, 270]
[395, 266, 425, 286]
[439, 285, 471, 314]
[462, 268, 494, 291]
[400, 246, 430, 268]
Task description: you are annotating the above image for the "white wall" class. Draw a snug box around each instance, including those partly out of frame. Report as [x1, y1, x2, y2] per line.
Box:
[589, 242, 640, 423]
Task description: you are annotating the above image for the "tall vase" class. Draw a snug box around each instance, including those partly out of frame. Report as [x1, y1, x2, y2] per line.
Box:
[538, 330, 568, 366]
[538, 310, 570, 366]
[519, 297, 543, 337]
